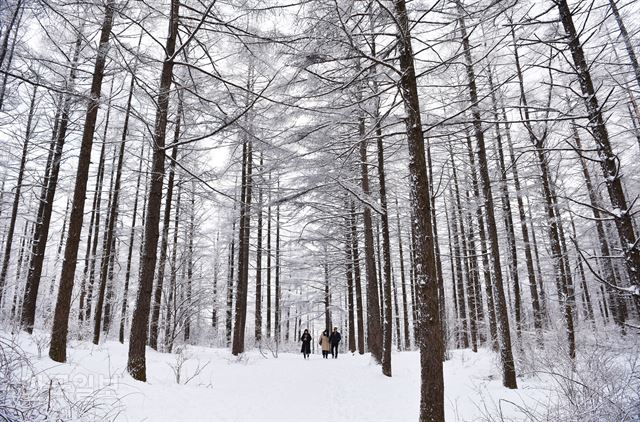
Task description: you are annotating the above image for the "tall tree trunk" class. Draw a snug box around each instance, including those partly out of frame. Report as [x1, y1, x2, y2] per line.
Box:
[20, 28, 83, 333]
[350, 201, 365, 354]
[10, 221, 30, 320]
[232, 137, 253, 355]
[512, 26, 576, 358]
[0, 6, 21, 111]
[324, 251, 331, 334]
[499, 83, 544, 335]
[254, 153, 264, 343]
[78, 123, 108, 323]
[266, 173, 272, 338]
[375, 119, 393, 376]
[358, 116, 382, 363]
[393, 0, 444, 418]
[127, 0, 180, 381]
[226, 182, 238, 346]
[456, 1, 517, 387]
[557, 0, 640, 302]
[571, 124, 626, 328]
[0, 0, 22, 70]
[608, 0, 640, 91]
[49, 0, 116, 363]
[344, 215, 356, 353]
[82, 82, 116, 324]
[449, 162, 469, 349]
[274, 191, 281, 342]
[395, 199, 411, 351]
[164, 180, 182, 351]
[486, 65, 523, 342]
[184, 182, 195, 342]
[149, 99, 182, 351]
[93, 58, 139, 344]
[0, 85, 36, 304]
[119, 142, 146, 343]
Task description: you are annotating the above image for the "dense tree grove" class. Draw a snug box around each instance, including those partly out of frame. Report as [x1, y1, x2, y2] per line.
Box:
[0, 0, 639, 420]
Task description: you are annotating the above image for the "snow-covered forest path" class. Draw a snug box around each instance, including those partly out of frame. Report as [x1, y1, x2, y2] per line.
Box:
[11, 332, 550, 421]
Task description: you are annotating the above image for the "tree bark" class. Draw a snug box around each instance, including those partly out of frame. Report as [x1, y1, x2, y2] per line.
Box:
[232, 136, 253, 355]
[49, 0, 115, 362]
[393, 0, 445, 417]
[358, 117, 382, 363]
[350, 201, 365, 354]
[557, 0, 640, 302]
[149, 99, 182, 351]
[254, 153, 264, 343]
[0, 85, 37, 304]
[93, 61, 139, 344]
[20, 28, 83, 333]
[120, 142, 146, 343]
[456, 1, 517, 387]
[395, 199, 411, 351]
[127, 0, 180, 381]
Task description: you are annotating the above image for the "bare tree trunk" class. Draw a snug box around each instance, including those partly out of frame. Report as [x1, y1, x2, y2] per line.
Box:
[84, 81, 116, 324]
[569, 211, 595, 325]
[226, 189, 237, 346]
[324, 251, 331, 333]
[10, 221, 30, 320]
[608, 0, 640, 91]
[274, 189, 281, 342]
[20, 28, 83, 333]
[232, 137, 253, 355]
[571, 124, 626, 329]
[557, 0, 640, 301]
[149, 99, 182, 351]
[486, 66, 523, 342]
[127, 0, 180, 381]
[350, 201, 365, 354]
[164, 181, 182, 351]
[449, 161, 469, 349]
[254, 153, 264, 343]
[344, 214, 356, 353]
[456, 1, 517, 387]
[93, 57, 139, 344]
[359, 116, 382, 363]
[49, 0, 116, 363]
[0, 6, 21, 111]
[0, 85, 37, 304]
[78, 131, 107, 324]
[0, 0, 22, 70]
[393, 0, 444, 417]
[119, 142, 146, 343]
[395, 199, 411, 351]
[184, 181, 195, 342]
[266, 173, 272, 338]
[499, 87, 544, 336]
[374, 118, 393, 375]
[511, 26, 576, 359]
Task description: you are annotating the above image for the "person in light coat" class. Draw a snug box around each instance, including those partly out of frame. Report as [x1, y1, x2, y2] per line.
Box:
[319, 330, 330, 358]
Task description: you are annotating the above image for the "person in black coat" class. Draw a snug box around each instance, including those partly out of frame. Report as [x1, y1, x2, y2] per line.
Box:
[300, 329, 312, 359]
[329, 327, 341, 359]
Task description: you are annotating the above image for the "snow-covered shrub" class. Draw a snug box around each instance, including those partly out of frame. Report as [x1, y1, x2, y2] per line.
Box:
[0, 333, 124, 421]
[482, 328, 640, 421]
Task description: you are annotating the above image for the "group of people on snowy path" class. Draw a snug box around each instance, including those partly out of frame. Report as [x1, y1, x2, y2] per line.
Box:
[300, 327, 341, 359]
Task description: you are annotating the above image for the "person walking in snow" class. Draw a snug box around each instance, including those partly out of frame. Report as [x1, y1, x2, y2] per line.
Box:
[319, 330, 331, 358]
[300, 329, 312, 359]
[329, 327, 341, 359]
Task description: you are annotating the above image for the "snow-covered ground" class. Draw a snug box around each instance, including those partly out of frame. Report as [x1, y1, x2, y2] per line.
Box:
[1, 331, 565, 421]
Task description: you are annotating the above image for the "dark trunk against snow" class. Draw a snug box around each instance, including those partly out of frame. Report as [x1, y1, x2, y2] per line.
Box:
[127, 0, 180, 381]
[393, 0, 445, 418]
[49, 0, 115, 362]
